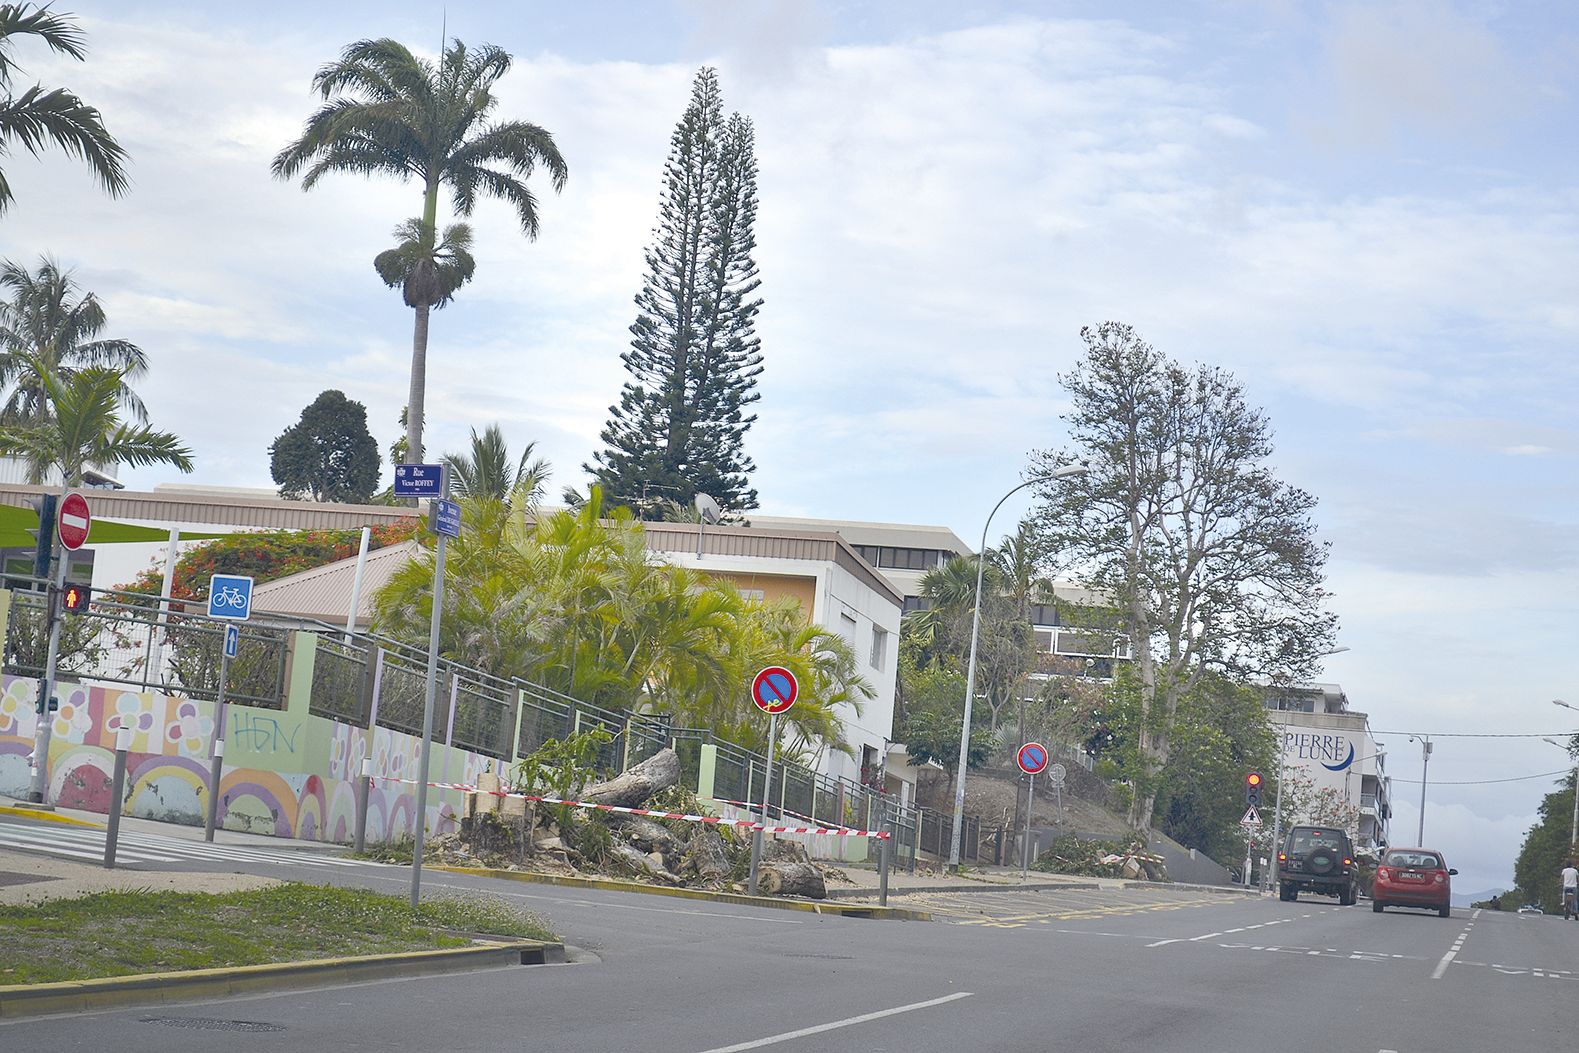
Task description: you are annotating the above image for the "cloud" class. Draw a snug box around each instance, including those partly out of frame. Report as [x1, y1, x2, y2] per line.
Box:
[1503, 444, 1553, 456]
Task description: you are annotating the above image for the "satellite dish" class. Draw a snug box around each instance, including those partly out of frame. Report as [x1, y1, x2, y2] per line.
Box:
[695, 493, 722, 524]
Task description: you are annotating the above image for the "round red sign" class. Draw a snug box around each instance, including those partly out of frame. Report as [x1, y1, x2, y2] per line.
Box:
[751, 666, 798, 715]
[57, 492, 91, 551]
[1017, 742, 1049, 776]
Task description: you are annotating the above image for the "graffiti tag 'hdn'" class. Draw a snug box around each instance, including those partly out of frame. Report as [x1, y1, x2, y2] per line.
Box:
[231, 712, 301, 754]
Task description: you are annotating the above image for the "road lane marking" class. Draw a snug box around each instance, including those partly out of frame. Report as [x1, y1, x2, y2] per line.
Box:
[693, 992, 973, 1052]
[1147, 939, 1182, 947]
[1432, 917, 1476, 979]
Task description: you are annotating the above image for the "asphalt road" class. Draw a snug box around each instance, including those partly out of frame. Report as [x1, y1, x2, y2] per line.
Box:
[3, 818, 1575, 1052]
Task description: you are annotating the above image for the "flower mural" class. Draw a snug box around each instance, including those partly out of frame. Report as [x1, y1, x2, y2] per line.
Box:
[0, 678, 33, 736]
[164, 699, 214, 757]
[50, 689, 93, 741]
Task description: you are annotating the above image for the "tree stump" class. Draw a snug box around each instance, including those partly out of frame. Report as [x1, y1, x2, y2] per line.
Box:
[759, 861, 826, 899]
[684, 826, 733, 887]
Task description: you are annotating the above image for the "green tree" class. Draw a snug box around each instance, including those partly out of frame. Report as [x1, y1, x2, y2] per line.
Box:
[895, 657, 992, 784]
[589, 67, 763, 516]
[444, 423, 549, 505]
[0, 257, 147, 423]
[273, 36, 567, 464]
[269, 389, 381, 502]
[1028, 322, 1336, 830]
[0, 361, 191, 484]
[1153, 674, 1279, 863]
[0, 3, 127, 213]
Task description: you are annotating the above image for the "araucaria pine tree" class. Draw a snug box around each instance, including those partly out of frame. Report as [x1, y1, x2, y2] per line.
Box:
[589, 67, 763, 517]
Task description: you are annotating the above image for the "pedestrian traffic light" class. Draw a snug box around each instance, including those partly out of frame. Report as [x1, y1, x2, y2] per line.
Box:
[1245, 771, 1263, 807]
[58, 583, 90, 615]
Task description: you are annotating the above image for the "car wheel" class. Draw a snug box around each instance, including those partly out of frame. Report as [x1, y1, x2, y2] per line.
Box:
[1372, 899, 1384, 913]
[1340, 886, 1355, 906]
[1439, 905, 1451, 918]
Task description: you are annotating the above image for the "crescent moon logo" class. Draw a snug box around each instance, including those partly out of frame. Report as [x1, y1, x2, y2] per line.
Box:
[1322, 742, 1356, 772]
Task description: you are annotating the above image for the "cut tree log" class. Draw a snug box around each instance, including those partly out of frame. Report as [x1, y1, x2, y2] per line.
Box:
[609, 841, 682, 885]
[684, 826, 733, 887]
[758, 861, 826, 899]
[760, 837, 812, 865]
[580, 748, 680, 808]
[612, 815, 676, 854]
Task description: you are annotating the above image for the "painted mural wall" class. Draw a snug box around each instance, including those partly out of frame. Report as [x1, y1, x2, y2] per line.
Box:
[0, 672, 507, 844]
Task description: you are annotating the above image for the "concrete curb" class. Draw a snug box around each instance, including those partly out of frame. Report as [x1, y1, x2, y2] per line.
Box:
[432, 865, 932, 922]
[823, 879, 1101, 899]
[0, 804, 102, 829]
[0, 939, 565, 1020]
[1123, 880, 1260, 897]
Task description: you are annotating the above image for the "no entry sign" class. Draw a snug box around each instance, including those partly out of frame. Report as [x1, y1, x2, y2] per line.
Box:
[57, 492, 90, 550]
[1017, 742, 1049, 776]
[751, 666, 798, 715]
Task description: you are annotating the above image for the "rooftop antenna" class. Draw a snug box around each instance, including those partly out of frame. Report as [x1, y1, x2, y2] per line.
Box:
[695, 493, 721, 557]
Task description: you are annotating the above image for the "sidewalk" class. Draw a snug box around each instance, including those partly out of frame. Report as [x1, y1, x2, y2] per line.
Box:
[0, 794, 348, 852]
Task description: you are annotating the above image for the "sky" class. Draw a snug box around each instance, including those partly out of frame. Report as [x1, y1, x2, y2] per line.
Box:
[2, 0, 1577, 894]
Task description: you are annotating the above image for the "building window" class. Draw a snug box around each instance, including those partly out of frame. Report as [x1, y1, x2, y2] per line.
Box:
[870, 626, 887, 670]
[737, 588, 765, 601]
[840, 612, 858, 642]
[902, 596, 932, 614]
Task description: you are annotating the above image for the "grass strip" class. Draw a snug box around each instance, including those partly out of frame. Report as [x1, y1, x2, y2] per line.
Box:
[0, 882, 556, 985]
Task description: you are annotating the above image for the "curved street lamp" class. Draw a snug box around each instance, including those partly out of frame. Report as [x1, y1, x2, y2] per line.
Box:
[947, 462, 1087, 871]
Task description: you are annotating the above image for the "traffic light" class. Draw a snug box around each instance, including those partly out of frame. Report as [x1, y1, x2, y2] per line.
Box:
[58, 582, 91, 615]
[1245, 771, 1263, 807]
[29, 493, 57, 582]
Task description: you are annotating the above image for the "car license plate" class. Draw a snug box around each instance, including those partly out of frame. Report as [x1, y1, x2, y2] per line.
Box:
[1402, 871, 1423, 882]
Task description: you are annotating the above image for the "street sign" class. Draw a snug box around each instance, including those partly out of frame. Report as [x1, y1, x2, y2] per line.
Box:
[432, 498, 461, 539]
[223, 623, 239, 659]
[57, 492, 90, 551]
[1048, 762, 1066, 785]
[1241, 806, 1263, 827]
[207, 574, 254, 620]
[393, 463, 445, 498]
[1016, 742, 1049, 776]
[751, 666, 798, 714]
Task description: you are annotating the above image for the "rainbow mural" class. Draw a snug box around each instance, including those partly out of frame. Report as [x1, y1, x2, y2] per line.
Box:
[0, 672, 507, 845]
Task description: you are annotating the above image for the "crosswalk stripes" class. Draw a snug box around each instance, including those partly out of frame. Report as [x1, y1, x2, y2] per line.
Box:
[0, 817, 389, 869]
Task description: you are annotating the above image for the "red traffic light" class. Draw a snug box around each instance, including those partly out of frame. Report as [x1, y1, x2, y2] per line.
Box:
[60, 583, 91, 614]
[1245, 772, 1263, 788]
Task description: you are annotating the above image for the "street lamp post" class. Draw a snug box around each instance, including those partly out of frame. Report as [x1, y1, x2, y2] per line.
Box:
[1411, 735, 1432, 844]
[1548, 698, 1579, 853]
[947, 462, 1086, 871]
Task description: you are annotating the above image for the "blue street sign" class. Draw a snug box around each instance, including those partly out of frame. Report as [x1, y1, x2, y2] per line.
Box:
[208, 574, 254, 621]
[432, 498, 461, 540]
[223, 623, 239, 659]
[393, 463, 445, 498]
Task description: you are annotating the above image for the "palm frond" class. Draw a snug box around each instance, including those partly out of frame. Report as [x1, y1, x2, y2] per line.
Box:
[0, 84, 128, 210]
[0, 3, 89, 81]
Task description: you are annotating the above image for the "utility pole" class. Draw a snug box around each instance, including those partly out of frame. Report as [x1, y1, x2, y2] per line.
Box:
[1414, 736, 1432, 845]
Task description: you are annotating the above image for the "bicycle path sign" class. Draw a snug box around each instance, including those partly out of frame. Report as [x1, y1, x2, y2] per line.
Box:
[208, 574, 254, 621]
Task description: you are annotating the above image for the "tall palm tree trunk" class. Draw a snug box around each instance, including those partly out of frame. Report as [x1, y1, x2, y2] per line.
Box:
[406, 302, 429, 463]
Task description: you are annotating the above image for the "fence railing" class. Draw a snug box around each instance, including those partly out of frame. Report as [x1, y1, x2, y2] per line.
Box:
[0, 579, 923, 858]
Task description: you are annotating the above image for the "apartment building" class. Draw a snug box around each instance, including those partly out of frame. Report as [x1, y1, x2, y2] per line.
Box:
[1265, 683, 1391, 852]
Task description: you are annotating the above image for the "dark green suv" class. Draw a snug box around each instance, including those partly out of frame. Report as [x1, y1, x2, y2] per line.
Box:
[1278, 825, 1358, 905]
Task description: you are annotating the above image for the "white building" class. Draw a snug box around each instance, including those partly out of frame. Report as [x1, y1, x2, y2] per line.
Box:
[1266, 683, 1391, 852]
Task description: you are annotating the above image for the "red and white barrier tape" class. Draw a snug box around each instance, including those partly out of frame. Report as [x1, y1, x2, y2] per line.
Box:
[704, 795, 855, 833]
[370, 776, 890, 839]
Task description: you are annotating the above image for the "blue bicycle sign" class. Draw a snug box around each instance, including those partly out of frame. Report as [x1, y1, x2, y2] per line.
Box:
[208, 574, 254, 621]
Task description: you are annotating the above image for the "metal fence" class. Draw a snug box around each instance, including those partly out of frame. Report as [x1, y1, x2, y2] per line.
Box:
[3, 585, 289, 710]
[0, 579, 925, 860]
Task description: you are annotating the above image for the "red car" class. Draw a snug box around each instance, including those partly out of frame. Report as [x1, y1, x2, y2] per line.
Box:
[1372, 848, 1457, 917]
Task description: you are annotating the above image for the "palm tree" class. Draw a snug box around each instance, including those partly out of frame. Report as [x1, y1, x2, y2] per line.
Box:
[0, 3, 128, 213]
[443, 423, 550, 505]
[273, 37, 568, 464]
[0, 360, 192, 485]
[0, 257, 148, 423]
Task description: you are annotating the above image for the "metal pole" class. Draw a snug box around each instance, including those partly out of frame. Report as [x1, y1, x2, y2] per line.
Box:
[1271, 721, 1286, 889]
[103, 725, 132, 868]
[27, 551, 69, 804]
[748, 711, 777, 896]
[1243, 831, 1253, 887]
[1570, 761, 1578, 853]
[410, 472, 450, 908]
[203, 640, 231, 842]
[947, 465, 1086, 870]
[344, 526, 372, 641]
[878, 805, 891, 907]
[1021, 771, 1035, 878]
[1417, 737, 1431, 845]
[356, 648, 385, 854]
[146, 527, 180, 686]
